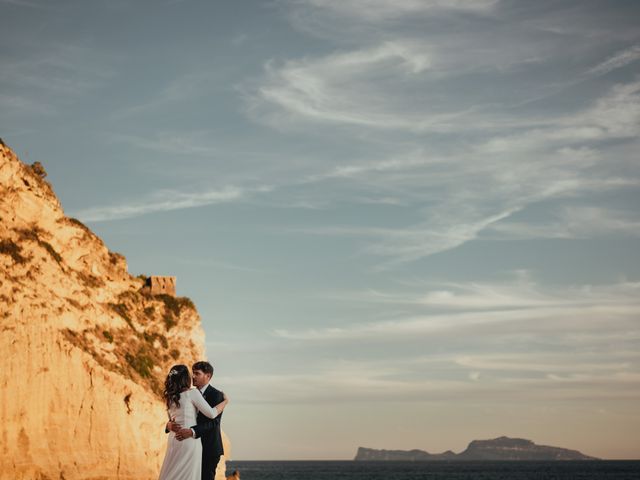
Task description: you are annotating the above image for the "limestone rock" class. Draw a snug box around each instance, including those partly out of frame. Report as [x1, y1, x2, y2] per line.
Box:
[0, 143, 229, 479]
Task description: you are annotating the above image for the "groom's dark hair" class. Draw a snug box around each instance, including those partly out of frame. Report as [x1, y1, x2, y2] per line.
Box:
[193, 361, 214, 376]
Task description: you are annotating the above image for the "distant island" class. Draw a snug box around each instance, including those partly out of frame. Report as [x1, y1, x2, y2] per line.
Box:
[354, 436, 598, 461]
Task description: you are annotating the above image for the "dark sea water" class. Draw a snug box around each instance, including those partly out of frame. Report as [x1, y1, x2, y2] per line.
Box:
[225, 460, 640, 480]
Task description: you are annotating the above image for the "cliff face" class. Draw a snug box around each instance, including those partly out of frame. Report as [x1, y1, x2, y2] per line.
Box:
[354, 437, 597, 461]
[0, 144, 228, 479]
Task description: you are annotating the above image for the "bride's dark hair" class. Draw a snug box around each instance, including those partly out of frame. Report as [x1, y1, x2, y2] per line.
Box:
[163, 364, 191, 409]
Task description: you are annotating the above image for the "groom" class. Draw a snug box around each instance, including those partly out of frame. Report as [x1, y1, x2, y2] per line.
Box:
[173, 361, 225, 480]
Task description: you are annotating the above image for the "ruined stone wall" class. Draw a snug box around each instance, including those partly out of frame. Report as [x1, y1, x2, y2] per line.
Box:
[148, 276, 177, 297]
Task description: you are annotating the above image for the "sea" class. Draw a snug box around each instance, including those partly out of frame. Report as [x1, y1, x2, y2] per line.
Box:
[224, 460, 640, 480]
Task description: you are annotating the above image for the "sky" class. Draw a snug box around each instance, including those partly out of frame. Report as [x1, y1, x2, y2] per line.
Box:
[1, 0, 640, 460]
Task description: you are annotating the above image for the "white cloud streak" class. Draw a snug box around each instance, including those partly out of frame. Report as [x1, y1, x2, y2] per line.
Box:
[249, 40, 444, 132]
[272, 76, 640, 265]
[220, 349, 640, 403]
[454, 353, 635, 374]
[274, 279, 640, 341]
[588, 44, 640, 76]
[111, 132, 219, 157]
[74, 186, 246, 222]
[275, 303, 639, 341]
[285, 0, 498, 35]
[0, 93, 55, 116]
[0, 0, 43, 7]
[0, 43, 115, 96]
[292, 0, 498, 20]
[112, 71, 226, 120]
[488, 206, 640, 240]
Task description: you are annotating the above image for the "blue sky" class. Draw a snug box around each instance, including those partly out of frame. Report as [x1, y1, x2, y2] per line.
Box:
[2, 0, 640, 460]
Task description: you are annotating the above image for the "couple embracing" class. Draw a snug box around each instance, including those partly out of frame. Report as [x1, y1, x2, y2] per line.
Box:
[158, 361, 229, 480]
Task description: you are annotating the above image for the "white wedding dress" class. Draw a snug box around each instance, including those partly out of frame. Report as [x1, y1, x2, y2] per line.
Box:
[158, 388, 220, 480]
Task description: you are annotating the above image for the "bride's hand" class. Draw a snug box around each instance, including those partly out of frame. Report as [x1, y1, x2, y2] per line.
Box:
[167, 420, 182, 432]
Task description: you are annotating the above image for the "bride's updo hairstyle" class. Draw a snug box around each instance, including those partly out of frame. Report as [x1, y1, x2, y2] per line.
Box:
[163, 364, 191, 409]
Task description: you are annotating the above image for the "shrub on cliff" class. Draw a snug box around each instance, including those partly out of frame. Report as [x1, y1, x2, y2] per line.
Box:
[126, 349, 154, 379]
[0, 239, 27, 264]
[17, 227, 63, 266]
[156, 294, 195, 330]
[30, 161, 47, 178]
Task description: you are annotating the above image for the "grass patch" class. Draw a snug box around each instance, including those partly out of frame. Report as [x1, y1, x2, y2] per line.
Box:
[157, 294, 195, 315]
[61, 328, 91, 352]
[143, 331, 169, 349]
[163, 311, 177, 329]
[77, 271, 105, 288]
[59, 287, 200, 401]
[109, 251, 125, 266]
[16, 227, 63, 266]
[0, 239, 27, 264]
[67, 217, 94, 236]
[40, 240, 62, 265]
[65, 297, 83, 310]
[157, 334, 168, 349]
[125, 348, 154, 379]
[156, 294, 195, 330]
[108, 302, 134, 329]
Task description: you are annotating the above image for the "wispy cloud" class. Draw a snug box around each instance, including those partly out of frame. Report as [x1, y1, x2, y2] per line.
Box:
[454, 352, 636, 374]
[274, 279, 640, 341]
[0, 43, 115, 96]
[588, 44, 640, 76]
[0, 0, 43, 7]
[274, 303, 639, 341]
[285, 207, 519, 267]
[476, 80, 640, 152]
[487, 205, 640, 240]
[285, 0, 498, 40]
[175, 257, 266, 274]
[243, 3, 640, 269]
[74, 186, 247, 222]
[313, 273, 640, 312]
[111, 132, 219, 156]
[247, 40, 458, 132]
[290, 0, 498, 22]
[220, 367, 473, 403]
[219, 348, 640, 403]
[305, 150, 443, 182]
[0, 93, 55, 116]
[272, 77, 640, 265]
[111, 71, 224, 119]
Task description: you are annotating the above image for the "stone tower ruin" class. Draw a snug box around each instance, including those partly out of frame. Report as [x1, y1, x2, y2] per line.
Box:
[146, 276, 176, 297]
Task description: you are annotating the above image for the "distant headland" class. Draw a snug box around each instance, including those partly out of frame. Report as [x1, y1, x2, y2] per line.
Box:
[354, 436, 598, 461]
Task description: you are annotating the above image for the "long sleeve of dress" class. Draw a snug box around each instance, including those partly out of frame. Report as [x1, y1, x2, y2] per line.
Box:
[190, 389, 219, 419]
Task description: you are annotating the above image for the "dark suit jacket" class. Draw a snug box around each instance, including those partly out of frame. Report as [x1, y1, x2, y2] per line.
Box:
[192, 385, 224, 457]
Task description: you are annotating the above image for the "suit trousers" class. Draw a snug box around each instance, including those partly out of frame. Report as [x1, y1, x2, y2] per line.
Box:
[202, 453, 221, 480]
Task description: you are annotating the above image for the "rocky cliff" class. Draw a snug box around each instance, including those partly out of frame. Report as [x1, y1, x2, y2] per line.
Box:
[354, 436, 597, 461]
[0, 143, 229, 479]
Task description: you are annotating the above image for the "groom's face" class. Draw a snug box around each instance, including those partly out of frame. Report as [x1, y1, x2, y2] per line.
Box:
[192, 369, 211, 388]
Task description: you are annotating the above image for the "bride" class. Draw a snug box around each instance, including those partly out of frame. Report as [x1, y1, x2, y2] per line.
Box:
[158, 364, 228, 480]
